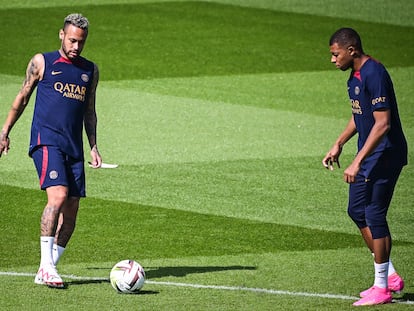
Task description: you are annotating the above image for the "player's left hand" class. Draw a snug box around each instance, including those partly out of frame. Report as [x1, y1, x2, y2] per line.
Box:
[343, 162, 360, 183]
[89, 145, 102, 168]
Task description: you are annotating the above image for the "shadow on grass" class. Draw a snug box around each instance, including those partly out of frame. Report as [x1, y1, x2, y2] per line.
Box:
[397, 292, 414, 304]
[64, 265, 253, 292]
[65, 278, 159, 295]
[66, 278, 109, 285]
[145, 265, 256, 278]
[86, 265, 255, 279]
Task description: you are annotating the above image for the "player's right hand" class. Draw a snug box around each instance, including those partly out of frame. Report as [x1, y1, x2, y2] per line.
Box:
[0, 135, 10, 157]
[322, 145, 342, 170]
[322, 156, 340, 170]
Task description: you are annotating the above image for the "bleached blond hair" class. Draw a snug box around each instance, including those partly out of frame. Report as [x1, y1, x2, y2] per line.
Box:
[63, 13, 89, 33]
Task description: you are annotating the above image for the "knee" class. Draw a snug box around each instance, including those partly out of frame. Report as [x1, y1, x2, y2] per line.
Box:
[46, 186, 68, 207]
[366, 204, 390, 238]
[368, 224, 390, 239]
[348, 206, 366, 228]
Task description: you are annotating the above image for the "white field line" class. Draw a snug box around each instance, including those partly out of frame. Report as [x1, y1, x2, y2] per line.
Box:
[1, 271, 413, 305]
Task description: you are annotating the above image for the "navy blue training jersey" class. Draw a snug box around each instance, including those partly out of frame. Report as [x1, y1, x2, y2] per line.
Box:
[29, 51, 95, 160]
[347, 57, 408, 170]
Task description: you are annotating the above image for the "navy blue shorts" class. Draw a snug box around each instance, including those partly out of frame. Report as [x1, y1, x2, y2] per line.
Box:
[347, 154, 402, 239]
[31, 145, 86, 197]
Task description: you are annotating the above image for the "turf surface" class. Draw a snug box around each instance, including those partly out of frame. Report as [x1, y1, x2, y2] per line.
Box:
[1, 2, 413, 80]
[0, 0, 413, 310]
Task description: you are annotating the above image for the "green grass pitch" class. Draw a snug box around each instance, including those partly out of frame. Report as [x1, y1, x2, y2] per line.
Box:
[0, 0, 413, 310]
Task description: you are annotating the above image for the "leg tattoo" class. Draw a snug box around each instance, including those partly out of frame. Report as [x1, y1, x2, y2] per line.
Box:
[40, 205, 60, 236]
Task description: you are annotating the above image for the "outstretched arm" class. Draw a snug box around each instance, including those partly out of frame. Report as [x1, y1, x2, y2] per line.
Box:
[0, 54, 43, 157]
[84, 63, 102, 168]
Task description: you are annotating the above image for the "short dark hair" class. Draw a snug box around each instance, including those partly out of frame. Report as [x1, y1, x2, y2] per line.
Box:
[329, 27, 363, 52]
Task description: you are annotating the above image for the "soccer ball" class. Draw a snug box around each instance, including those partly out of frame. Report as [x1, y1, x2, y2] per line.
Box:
[110, 259, 145, 293]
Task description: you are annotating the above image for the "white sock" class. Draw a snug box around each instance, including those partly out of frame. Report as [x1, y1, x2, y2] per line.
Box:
[52, 244, 66, 266]
[40, 237, 55, 267]
[387, 260, 396, 276]
[371, 253, 396, 276]
[374, 262, 389, 288]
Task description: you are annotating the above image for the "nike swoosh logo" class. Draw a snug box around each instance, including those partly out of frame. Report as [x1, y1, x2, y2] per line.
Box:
[51, 71, 63, 75]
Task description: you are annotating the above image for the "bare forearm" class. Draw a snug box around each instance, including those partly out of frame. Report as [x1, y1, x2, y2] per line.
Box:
[84, 113, 97, 149]
[335, 117, 357, 148]
[1, 94, 29, 156]
[85, 63, 99, 150]
[2, 95, 27, 135]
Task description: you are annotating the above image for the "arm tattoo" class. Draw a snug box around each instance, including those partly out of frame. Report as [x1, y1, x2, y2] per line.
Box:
[20, 58, 39, 97]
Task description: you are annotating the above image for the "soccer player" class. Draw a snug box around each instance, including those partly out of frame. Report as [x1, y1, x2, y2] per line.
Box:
[322, 28, 407, 306]
[0, 13, 102, 288]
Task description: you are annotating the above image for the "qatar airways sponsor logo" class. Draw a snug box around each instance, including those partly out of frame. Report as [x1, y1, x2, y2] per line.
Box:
[54, 82, 87, 102]
[350, 99, 362, 115]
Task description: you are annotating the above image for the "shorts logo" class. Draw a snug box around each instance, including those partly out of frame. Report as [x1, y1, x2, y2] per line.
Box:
[354, 86, 360, 95]
[49, 170, 59, 180]
[81, 74, 89, 82]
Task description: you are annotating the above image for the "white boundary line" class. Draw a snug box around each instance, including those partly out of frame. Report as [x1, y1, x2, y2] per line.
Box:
[1, 271, 413, 305]
[146, 280, 357, 301]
